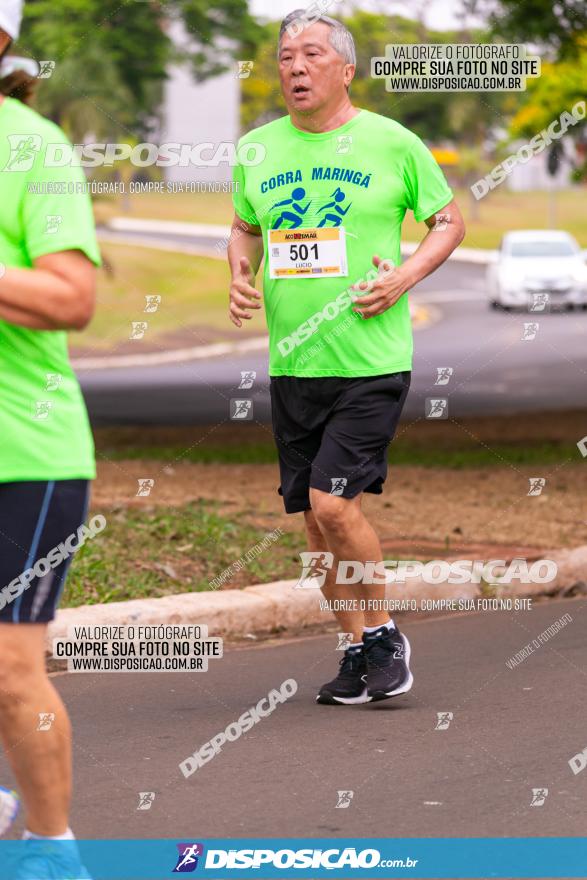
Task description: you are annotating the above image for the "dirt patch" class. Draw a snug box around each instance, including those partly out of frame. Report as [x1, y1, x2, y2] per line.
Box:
[89, 409, 587, 575]
[91, 456, 587, 557]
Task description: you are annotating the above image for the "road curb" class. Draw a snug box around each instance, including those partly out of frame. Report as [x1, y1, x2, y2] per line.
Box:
[46, 546, 587, 648]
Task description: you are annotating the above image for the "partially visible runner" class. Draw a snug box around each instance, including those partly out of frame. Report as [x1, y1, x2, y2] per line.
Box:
[0, 2, 99, 876]
[228, 11, 465, 705]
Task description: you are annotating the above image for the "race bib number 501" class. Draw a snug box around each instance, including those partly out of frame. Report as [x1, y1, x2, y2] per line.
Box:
[268, 227, 348, 279]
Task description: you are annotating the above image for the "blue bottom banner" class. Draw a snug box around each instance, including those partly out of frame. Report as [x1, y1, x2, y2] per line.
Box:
[0, 837, 586, 879]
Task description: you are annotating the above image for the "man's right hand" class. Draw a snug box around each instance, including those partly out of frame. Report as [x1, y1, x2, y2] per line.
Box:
[229, 257, 262, 328]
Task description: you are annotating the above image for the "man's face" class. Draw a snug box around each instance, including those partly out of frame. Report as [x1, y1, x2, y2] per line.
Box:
[0, 29, 12, 61]
[278, 21, 354, 115]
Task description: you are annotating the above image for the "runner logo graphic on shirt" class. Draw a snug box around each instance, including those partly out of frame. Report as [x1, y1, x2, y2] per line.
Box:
[317, 187, 351, 226]
[271, 187, 310, 229]
[270, 186, 352, 229]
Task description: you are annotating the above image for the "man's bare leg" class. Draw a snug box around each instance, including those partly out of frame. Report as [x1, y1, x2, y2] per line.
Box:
[0, 623, 71, 835]
[304, 509, 365, 642]
[309, 489, 390, 627]
[310, 488, 413, 701]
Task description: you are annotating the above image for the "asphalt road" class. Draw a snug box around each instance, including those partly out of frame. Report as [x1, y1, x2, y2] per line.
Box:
[80, 259, 587, 425]
[3, 597, 584, 839]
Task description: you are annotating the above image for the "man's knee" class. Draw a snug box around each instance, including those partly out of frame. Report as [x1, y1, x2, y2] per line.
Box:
[310, 489, 356, 536]
[0, 628, 45, 711]
[304, 509, 324, 545]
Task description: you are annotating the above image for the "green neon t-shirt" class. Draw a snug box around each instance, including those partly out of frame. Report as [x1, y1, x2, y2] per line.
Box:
[0, 97, 100, 482]
[233, 109, 453, 377]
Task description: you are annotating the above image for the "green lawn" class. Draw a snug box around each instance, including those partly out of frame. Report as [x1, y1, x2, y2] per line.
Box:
[62, 500, 303, 607]
[97, 438, 581, 469]
[68, 420, 584, 608]
[65, 434, 581, 608]
[94, 191, 235, 227]
[73, 242, 236, 351]
[94, 187, 587, 249]
[81, 186, 587, 350]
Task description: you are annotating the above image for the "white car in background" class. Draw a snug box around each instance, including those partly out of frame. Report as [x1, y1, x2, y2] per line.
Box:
[487, 230, 587, 311]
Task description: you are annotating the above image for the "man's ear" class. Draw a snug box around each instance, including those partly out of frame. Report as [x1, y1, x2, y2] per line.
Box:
[343, 63, 355, 89]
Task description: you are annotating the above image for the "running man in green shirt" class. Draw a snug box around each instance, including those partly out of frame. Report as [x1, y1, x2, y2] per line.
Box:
[229, 10, 465, 705]
[0, 4, 98, 876]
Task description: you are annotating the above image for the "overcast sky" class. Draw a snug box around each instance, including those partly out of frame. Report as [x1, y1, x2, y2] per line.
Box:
[249, 0, 486, 30]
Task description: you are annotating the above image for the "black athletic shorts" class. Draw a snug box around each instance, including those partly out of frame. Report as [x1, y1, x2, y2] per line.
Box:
[270, 371, 411, 514]
[0, 480, 90, 624]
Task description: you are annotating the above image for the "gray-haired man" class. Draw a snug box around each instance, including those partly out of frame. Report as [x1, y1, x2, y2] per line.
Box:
[228, 11, 465, 704]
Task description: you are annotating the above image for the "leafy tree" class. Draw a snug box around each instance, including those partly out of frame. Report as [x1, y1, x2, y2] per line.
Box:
[508, 38, 587, 180]
[16, 0, 263, 137]
[510, 49, 586, 134]
[462, 0, 587, 58]
[241, 10, 512, 147]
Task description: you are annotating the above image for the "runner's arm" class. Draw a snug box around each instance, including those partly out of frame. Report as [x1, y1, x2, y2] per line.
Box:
[400, 198, 465, 288]
[0, 249, 96, 330]
[352, 199, 465, 318]
[228, 214, 265, 328]
[228, 214, 263, 278]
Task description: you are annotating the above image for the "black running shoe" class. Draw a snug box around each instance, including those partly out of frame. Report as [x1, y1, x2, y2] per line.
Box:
[363, 625, 413, 702]
[316, 646, 369, 705]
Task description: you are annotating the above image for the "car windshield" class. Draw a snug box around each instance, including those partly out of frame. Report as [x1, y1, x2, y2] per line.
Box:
[507, 241, 576, 257]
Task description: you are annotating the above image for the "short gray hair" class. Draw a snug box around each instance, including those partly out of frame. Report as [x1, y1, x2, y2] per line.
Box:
[278, 9, 356, 66]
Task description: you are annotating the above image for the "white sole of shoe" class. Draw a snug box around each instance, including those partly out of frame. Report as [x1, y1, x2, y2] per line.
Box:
[330, 687, 371, 705]
[316, 683, 371, 705]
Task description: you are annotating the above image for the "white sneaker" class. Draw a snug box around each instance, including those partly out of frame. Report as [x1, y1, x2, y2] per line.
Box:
[0, 786, 20, 836]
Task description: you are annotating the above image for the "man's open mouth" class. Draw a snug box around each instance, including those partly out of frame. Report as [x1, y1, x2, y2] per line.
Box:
[292, 84, 310, 95]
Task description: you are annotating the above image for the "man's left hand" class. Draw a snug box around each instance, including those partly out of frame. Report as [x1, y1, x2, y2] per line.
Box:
[351, 255, 411, 319]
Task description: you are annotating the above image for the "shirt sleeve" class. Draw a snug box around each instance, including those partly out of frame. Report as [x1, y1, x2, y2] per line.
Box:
[402, 135, 454, 223]
[22, 128, 101, 266]
[232, 150, 260, 226]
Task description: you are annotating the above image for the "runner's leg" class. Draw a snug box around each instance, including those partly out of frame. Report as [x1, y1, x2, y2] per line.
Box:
[304, 508, 364, 642]
[310, 490, 389, 628]
[0, 622, 71, 835]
